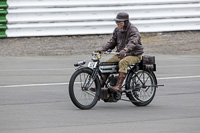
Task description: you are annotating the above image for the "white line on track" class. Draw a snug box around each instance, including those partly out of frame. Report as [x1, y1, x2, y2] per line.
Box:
[157, 75, 200, 80]
[158, 64, 200, 68]
[0, 83, 68, 88]
[0, 68, 69, 72]
[0, 75, 200, 88]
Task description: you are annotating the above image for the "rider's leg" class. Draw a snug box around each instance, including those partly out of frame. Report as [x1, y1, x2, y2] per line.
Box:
[118, 55, 141, 73]
[109, 72, 126, 93]
[106, 55, 120, 62]
[109, 55, 142, 93]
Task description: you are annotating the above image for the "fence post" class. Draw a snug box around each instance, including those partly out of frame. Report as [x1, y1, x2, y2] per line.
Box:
[0, 0, 8, 38]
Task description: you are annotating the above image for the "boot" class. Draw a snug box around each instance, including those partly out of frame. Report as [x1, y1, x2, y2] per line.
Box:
[90, 74, 109, 92]
[109, 72, 126, 94]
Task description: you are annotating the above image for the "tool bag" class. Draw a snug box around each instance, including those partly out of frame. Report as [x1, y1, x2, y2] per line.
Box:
[141, 55, 156, 71]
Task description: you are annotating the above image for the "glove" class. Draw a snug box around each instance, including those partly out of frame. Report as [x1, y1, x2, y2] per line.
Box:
[119, 49, 127, 59]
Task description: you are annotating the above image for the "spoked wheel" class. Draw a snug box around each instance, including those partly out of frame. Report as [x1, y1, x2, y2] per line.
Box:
[126, 70, 157, 106]
[69, 68, 100, 109]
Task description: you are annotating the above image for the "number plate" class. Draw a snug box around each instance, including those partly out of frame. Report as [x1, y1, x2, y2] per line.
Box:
[88, 62, 97, 69]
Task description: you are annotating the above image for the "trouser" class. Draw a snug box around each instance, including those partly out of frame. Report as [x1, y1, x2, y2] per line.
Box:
[106, 55, 142, 73]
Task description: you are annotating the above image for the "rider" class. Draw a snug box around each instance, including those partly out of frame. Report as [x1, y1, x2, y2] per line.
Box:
[100, 12, 144, 94]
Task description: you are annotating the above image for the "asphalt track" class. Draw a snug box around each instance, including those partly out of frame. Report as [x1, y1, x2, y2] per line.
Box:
[0, 54, 200, 133]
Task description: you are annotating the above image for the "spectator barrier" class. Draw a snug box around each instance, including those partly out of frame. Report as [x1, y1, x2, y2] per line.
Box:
[0, 0, 200, 38]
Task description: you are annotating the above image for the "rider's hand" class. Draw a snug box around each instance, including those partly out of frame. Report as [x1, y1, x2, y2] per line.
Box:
[119, 49, 127, 59]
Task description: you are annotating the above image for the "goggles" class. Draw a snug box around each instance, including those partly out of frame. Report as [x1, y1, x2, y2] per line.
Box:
[115, 21, 124, 25]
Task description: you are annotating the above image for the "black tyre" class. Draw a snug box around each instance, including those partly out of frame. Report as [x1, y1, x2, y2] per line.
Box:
[69, 68, 100, 109]
[126, 70, 156, 106]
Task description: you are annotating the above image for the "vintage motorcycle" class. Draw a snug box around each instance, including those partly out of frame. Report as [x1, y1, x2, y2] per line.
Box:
[69, 50, 163, 109]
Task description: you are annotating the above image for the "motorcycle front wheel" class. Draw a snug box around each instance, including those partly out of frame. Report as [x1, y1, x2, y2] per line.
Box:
[69, 68, 100, 110]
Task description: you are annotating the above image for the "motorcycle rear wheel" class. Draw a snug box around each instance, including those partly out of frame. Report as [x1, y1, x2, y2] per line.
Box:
[126, 70, 156, 106]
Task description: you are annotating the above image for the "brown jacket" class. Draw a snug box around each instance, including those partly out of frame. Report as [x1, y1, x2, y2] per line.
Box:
[102, 22, 144, 56]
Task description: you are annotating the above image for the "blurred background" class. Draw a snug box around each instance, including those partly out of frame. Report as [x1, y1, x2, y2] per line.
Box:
[0, 0, 200, 56]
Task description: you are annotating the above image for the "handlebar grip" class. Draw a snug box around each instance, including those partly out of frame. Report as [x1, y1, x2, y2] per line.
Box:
[74, 61, 86, 67]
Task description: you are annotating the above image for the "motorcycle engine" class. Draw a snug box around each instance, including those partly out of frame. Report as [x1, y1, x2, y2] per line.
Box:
[108, 74, 118, 86]
[100, 75, 121, 102]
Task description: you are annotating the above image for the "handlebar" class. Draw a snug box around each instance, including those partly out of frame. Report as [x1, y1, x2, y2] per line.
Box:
[104, 51, 119, 55]
[93, 50, 119, 55]
[91, 50, 119, 61]
[74, 50, 119, 67]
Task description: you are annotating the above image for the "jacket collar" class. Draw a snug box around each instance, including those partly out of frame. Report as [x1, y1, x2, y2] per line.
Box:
[124, 21, 131, 32]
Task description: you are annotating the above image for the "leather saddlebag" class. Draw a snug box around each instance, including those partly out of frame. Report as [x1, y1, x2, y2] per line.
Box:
[141, 55, 156, 71]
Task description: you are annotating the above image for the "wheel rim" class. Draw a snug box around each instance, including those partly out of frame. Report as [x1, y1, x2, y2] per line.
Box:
[130, 70, 155, 102]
